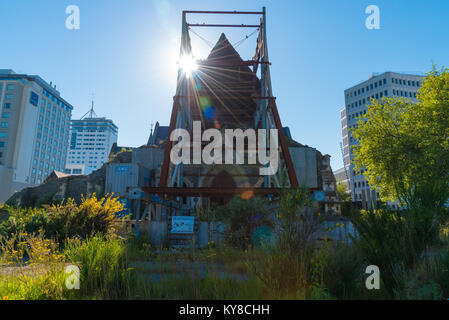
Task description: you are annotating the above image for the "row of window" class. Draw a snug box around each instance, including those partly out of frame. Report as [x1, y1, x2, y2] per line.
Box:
[42, 89, 72, 113]
[393, 89, 417, 98]
[349, 78, 388, 98]
[353, 193, 380, 200]
[347, 76, 422, 100]
[32, 159, 65, 168]
[348, 90, 389, 109]
[391, 78, 421, 87]
[347, 110, 367, 121]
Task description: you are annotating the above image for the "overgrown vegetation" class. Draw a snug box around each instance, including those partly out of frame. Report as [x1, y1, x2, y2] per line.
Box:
[0, 194, 123, 246]
[1, 66, 449, 299]
[211, 196, 273, 249]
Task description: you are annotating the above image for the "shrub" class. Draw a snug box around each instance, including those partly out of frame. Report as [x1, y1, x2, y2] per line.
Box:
[0, 233, 67, 300]
[64, 234, 134, 299]
[276, 186, 322, 253]
[322, 245, 366, 299]
[212, 197, 273, 249]
[349, 207, 442, 297]
[0, 194, 124, 245]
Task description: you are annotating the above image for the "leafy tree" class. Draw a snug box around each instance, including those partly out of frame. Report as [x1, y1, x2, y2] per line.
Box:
[336, 181, 351, 202]
[212, 196, 272, 249]
[351, 67, 449, 213]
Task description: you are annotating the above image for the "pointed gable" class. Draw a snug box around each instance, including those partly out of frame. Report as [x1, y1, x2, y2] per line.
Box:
[191, 33, 261, 129]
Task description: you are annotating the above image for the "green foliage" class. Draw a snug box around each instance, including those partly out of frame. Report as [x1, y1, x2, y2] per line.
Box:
[336, 181, 351, 202]
[349, 207, 441, 297]
[0, 269, 68, 300]
[352, 66, 449, 212]
[276, 186, 322, 253]
[246, 248, 314, 299]
[64, 234, 134, 299]
[212, 196, 272, 249]
[0, 195, 124, 245]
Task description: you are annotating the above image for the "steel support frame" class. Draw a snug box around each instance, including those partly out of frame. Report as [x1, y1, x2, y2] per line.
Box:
[158, 7, 299, 195]
[253, 7, 298, 188]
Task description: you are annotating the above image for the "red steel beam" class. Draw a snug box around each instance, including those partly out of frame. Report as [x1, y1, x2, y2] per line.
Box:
[183, 10, 264, 15]
[158, 96, 180, 187]
[268, 99, 299, 187]
[187, 24, 260, 28]
[143, 187, 282, 197]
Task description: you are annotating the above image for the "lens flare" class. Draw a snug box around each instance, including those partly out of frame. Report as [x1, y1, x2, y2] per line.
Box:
[178, 55, 198, 78]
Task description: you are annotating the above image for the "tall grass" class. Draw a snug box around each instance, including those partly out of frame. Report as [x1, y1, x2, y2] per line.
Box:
[64, 234, 134, 299]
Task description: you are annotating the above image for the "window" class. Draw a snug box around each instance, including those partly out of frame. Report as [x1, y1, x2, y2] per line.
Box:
[30, 91, 39, 106]
[0, 142, 5, 148]
[2, 113, 10, 119]
[5, 94, 12, 100]
[3, 103, 11, 109]
[6, 84, 14, 91]
[383, 79, 386, 85]
[0, 132, 6, 138]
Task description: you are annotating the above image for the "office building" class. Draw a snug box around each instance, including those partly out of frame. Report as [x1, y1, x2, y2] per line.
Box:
[340, 71, 425, 202]
[0, 69, 73, 201]
[66, 106, 118, 175]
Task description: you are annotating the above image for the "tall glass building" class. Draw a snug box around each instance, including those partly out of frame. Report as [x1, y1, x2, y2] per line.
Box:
[0, 69, 73, 202]
[66, 111, 118, 175]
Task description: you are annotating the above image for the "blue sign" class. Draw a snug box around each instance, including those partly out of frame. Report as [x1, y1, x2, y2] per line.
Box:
[30, 91, 39, 106]
[314, 191, 326, 202]
[171, 216, 195, 234]
[115, 165, 130, 173]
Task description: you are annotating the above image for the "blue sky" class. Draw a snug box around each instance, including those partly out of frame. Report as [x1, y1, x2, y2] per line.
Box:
[1, 0, 448, 170]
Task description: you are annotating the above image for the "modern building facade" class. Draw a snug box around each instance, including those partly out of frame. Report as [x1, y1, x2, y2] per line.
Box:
[333, 167, 350, 192]
[66, 110, 118, 175]
[341, 71, 425, 202]
[64, 163, 89, 175]
[0, 69, 73, 202]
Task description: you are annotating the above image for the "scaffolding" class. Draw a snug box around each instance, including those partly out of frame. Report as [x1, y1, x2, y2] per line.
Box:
[155, 8, 298, 199]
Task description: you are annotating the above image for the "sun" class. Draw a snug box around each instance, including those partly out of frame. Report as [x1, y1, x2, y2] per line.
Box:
[178, 55, 198, 78]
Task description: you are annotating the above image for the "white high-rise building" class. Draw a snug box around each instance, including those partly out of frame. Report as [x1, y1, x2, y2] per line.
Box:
[0, 69, 73, 202]
[340, 71, 425, 203]
[66, 106, 118, 175]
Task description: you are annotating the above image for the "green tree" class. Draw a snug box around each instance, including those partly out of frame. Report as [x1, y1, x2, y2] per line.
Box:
[351, 67, 449, 213]
[336, 181, 351, 202]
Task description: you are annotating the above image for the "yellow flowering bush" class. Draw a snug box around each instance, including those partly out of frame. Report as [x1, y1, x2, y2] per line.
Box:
[0, 194, 124, 245]
[41, 194, 124, 244]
